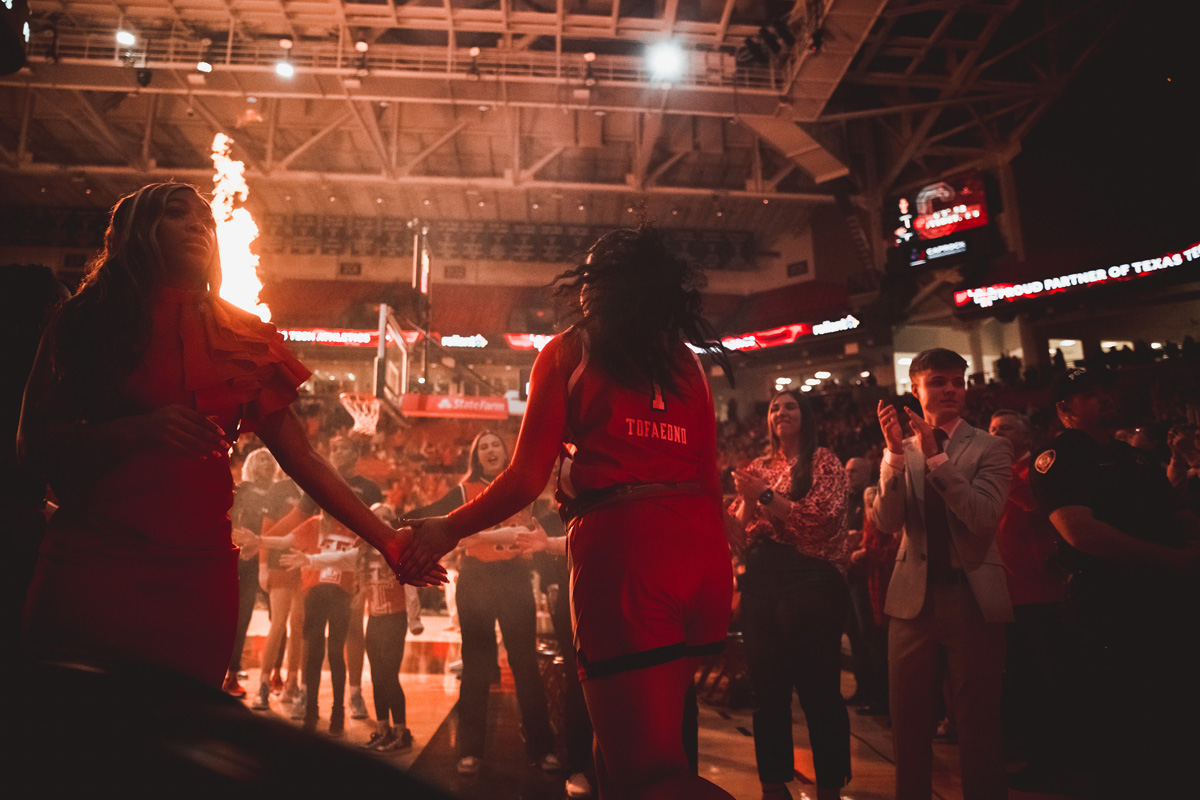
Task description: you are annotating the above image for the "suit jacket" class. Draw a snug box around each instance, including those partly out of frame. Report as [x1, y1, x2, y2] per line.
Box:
[873, 420, 1014, 623]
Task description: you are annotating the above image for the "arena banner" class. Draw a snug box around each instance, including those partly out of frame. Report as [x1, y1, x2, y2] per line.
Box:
[955, 240, 1200, 309]
[399, 393, 510, 420]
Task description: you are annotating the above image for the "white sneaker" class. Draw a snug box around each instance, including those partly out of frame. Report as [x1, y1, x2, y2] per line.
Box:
[348, 691, 369, 720]
[565, 772, 594, 798]
[289, 687, 307, 720]
[456, 756, 481, 775]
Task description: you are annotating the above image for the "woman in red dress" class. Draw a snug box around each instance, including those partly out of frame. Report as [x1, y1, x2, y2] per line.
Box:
[397, 226, 736, 799]
[18, 182, 437, 688]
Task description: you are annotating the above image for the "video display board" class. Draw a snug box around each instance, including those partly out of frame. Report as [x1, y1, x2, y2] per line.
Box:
[887, 172, 998, 270]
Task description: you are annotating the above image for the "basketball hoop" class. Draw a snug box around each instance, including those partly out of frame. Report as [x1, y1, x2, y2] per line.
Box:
[339, 392, 381, 436]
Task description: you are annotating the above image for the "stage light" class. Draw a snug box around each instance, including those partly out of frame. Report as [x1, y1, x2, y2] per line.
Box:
[279, 36, 293, 50]
[531, 201, 540, 210]
[772, 19, 797, 48]
[646, 40, 685, 83]
[583, 52, 597, 87]
[860, 371, 871, 378]
[759, 26, 782, 55]
[355, 40, 369, 53]
[801, 385, 813, 392]
[197, 38, 214, 73]
[577, 202, 586, 211]
[762, 198, 770, 204]
[805, 378, 821, 386]
[737, 36, 770, 66]
[116, 30, 136, 46]
[275, 60, 294, 78]
[815, 371, 831, 379]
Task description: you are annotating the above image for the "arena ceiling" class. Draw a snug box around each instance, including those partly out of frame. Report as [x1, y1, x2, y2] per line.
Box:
[1, 0, 1128, 263]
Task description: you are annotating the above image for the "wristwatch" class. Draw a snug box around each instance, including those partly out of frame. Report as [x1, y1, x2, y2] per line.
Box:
[757, 487, 775, 506]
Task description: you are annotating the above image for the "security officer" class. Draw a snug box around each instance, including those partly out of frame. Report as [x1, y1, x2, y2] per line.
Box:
[1031, 367, 1200, 798]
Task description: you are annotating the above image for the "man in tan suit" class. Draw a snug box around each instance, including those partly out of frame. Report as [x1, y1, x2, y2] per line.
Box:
[874, 348, 1013, 800]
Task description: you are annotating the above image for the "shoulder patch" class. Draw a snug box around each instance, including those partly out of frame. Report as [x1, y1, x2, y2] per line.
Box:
[1034, 449, 1056, 474]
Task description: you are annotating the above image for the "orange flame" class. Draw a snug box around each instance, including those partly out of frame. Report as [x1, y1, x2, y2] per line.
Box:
[210, 133, 270, 322]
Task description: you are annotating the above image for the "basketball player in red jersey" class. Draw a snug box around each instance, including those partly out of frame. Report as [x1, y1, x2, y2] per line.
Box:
[398, 227, 736, 799]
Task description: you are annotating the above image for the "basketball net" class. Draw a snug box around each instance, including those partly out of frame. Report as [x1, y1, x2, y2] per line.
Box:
[339, 392, 381, 436]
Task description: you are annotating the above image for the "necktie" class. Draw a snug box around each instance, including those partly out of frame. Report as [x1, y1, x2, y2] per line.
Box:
[924, 428, 953, 583]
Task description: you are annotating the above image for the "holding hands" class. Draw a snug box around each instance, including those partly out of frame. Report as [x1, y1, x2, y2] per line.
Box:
[515, 520, 549, 556]
[393, 517, 459, 585]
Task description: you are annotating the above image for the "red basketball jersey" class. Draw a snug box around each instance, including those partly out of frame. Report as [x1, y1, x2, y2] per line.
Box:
[554, 329, 721, 503]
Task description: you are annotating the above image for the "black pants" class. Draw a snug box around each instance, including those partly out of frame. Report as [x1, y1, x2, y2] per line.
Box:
[456, 558, 553, 760]
[303, 583, 351, 720]
[365, 612, 409, 727]
[1002, 602, 1063, 766]
[227, 557, 259, 673]
[1063, 573, 1199, 798]
[741, 539, 851, 788]
[847, 575, 888, 708]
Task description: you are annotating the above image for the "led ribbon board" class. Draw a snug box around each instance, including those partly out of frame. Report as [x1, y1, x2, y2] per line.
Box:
[955, 241, 1200, 309]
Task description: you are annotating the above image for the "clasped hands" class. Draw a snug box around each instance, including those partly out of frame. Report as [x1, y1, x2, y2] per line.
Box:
[876, 400, 941, 459]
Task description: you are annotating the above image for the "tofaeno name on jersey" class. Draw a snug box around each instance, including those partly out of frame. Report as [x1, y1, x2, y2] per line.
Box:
[625, 418, 688, 444]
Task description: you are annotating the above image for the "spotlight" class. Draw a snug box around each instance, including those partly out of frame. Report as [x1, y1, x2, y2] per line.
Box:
[762, 197, 770, 204]
[197, 37, 213, 73]
[772, 19, 797, 48]
[815, 371, 831, 379]
[279, 36, 294, 50]
[116, 30, 136, 47]
[583, 52, 597, 87]
[531, 201, 540, 210]
[135, 68, 153, 87]
[646, 40, 685, 83]
[737, 36, 770, 66]
[275, 60, 294, 78]
[466, 47, 482, 80]
[355, 40, 369, 53]
[577, 202, 586, 211]
[759, 26, 782, 55]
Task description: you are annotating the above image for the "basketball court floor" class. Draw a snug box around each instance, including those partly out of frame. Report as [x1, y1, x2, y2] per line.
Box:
[237, 611, 1077, 800]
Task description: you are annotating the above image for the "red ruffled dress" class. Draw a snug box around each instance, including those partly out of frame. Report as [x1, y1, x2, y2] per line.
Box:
[22, 288, 311, 687]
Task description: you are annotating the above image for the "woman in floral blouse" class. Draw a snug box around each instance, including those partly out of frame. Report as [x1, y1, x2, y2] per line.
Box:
[730, 389, 852, 800]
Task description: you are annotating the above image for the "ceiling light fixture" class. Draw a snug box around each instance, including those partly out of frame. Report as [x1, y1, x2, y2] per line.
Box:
[116, 30, 136, 47]
[646, 40, 685, 83]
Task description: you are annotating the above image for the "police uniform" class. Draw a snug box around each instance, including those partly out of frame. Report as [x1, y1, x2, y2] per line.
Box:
[1031, 427, 1196, 796]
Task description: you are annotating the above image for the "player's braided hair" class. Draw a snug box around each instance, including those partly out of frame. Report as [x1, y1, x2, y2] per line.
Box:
[553, 225, 733, 396]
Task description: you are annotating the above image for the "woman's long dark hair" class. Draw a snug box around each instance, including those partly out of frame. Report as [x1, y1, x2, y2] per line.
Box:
[50, 183, 220, 410]
[463, 430, 509, 484]
[768, 389, 817, 501]
[552, 225, 733, 396]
